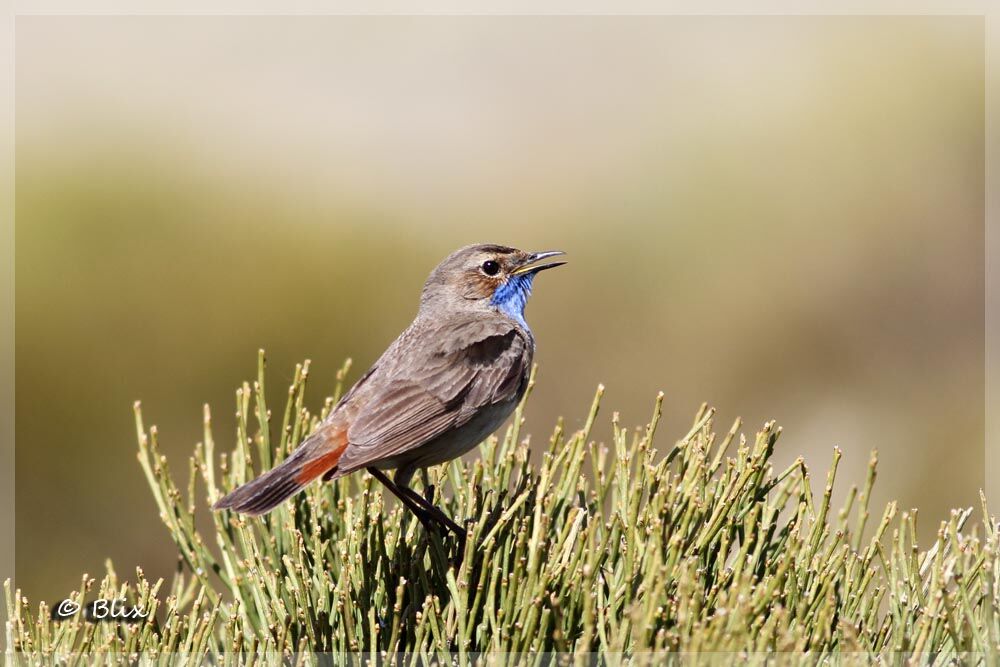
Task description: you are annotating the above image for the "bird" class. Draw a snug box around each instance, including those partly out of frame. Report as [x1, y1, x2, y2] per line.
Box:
[213, 244, 565, 549]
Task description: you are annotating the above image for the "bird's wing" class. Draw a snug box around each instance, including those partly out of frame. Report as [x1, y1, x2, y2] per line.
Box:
[336, 316, 530, 470]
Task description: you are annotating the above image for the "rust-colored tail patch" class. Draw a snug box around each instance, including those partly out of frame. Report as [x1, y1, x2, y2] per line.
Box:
[297, 437, 348, 484]
[213, 425, 349, 516]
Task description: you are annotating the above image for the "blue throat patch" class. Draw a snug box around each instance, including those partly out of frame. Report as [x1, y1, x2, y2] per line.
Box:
[491, 274, 535, 328]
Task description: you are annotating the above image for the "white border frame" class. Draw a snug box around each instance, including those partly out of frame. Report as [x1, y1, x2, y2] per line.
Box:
[2, 0, 995, 652]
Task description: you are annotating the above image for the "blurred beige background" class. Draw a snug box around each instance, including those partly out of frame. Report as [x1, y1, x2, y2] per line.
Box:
[15, 16, 984, 604]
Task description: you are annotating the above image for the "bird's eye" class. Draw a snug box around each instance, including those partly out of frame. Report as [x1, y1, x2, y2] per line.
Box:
[481, 260, 501, 276]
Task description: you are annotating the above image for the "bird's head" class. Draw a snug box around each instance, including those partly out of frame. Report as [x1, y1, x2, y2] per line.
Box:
[420, 244, 566, 326]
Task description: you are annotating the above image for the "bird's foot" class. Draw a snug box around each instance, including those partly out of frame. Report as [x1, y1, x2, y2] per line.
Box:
[414, 510, 466, 567]
[412, 507, 440, 534]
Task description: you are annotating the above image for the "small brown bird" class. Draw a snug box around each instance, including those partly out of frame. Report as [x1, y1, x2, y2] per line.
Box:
[213, 244, 565, 546]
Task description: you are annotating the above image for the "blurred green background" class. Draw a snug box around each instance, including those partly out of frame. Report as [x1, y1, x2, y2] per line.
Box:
[15, 16, 984, 604]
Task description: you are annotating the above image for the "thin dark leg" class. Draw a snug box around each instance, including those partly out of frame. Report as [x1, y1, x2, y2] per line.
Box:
[395, 484, 467, 559]
[367, 467, 436, 531]
[367, 468, 467, 556]
[396, 484, 464, 538]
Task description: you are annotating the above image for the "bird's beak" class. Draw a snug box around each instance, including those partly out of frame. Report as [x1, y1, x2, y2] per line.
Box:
[512, 250, 567, 276]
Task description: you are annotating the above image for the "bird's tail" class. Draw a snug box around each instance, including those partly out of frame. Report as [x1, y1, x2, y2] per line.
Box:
[212, 426, 347, 516]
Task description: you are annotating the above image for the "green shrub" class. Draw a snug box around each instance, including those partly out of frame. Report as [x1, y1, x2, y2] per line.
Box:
[5, 351, 999, 662]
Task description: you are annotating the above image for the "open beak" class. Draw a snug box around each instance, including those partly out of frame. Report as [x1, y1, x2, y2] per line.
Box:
[512, 250, 567, 276]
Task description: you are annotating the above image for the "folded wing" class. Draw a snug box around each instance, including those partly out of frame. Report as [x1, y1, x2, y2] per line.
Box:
[336, 316, 530, 472]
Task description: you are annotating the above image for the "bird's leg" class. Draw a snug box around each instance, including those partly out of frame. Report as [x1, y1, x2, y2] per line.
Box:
[369, 468, 467, 560]
[397, 485, 462, 535]
[366, 467, 437, 532]
[395, 484, 467, 555]
[394, 469, 464, 539]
